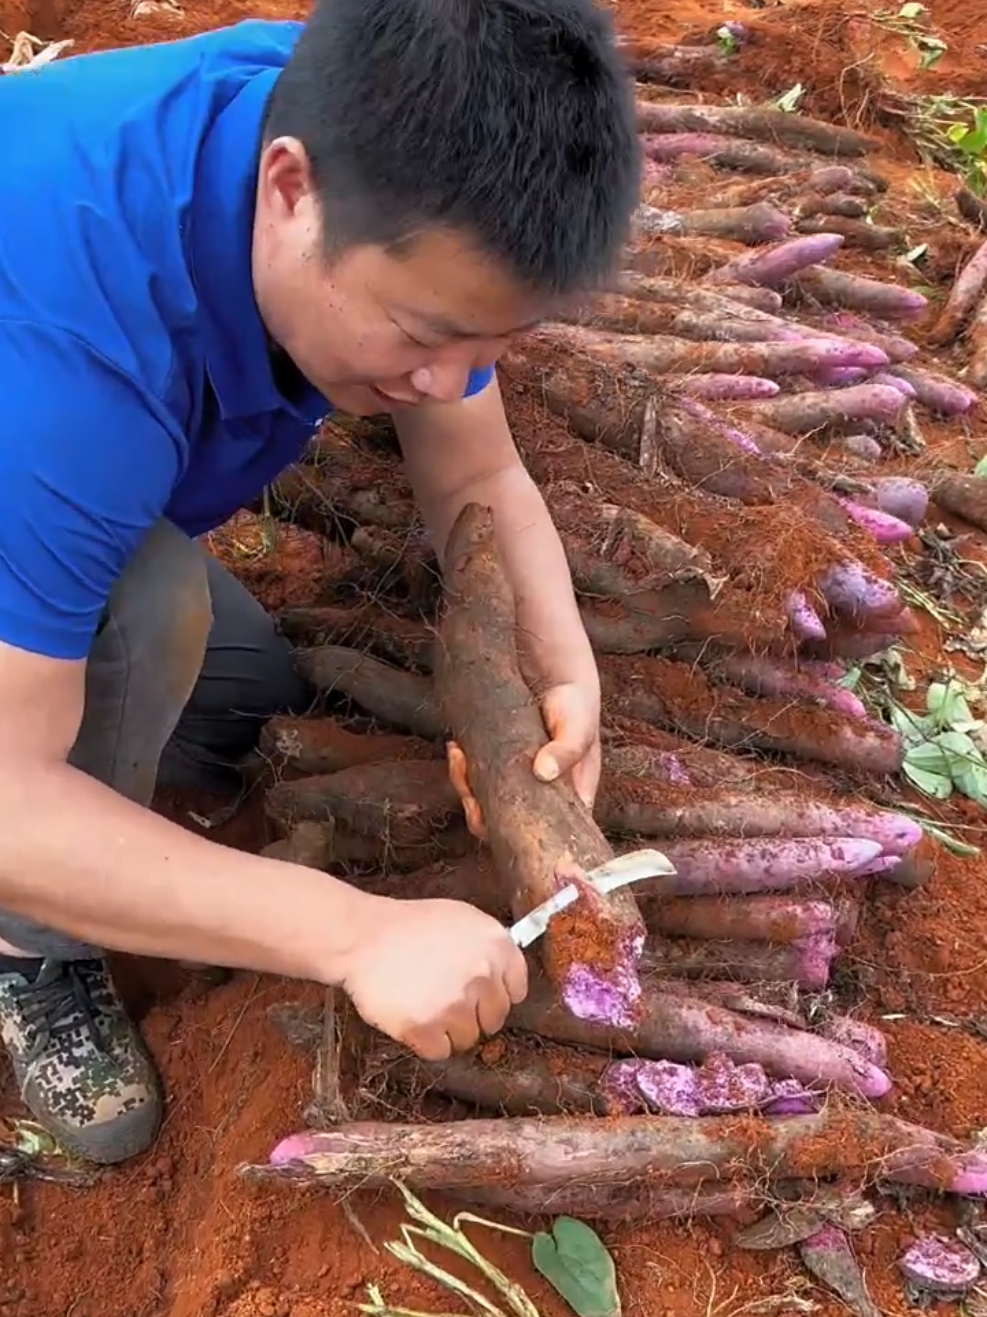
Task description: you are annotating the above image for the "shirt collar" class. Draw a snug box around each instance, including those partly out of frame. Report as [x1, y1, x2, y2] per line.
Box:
[189, 69, 329, 427]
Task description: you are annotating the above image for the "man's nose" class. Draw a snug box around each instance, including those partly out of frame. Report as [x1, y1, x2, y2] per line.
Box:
[410, 345, 485, 403]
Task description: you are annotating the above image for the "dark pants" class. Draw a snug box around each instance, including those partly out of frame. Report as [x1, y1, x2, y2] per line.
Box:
[0, 519, 313, 960]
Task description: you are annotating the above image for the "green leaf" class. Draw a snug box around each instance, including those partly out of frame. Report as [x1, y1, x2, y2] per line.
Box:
[531, 1219, 621, 1317]
[888, 704, 933, 746]
[927, 680, 980, 732]
[775, 83, 805, 113]
[902, 740, 955, 798]
[936, 729, 987, 806]
[973, 454, 987, 478]
[715, 24, 738, 53]
[916, 37, 947, 70]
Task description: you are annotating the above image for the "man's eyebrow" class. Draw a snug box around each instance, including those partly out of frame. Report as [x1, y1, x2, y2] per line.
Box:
[407, 309, 544, 340]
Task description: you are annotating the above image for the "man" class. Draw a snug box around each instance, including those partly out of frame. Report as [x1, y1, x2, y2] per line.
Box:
[0, 0, 639, 1164]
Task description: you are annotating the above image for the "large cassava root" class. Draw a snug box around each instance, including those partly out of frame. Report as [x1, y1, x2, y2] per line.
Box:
[436, 503, 648, 1027]
[634, 101, 879, 157]
[264, 749, 922, 892]
[932, 472, 987, 534]
[601, 654, 904, 777]
[256, 1108, 987, 1200]
[290, 642, 903, 778]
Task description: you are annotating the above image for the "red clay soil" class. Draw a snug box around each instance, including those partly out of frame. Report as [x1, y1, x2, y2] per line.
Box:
[5, 0, 987, 1313]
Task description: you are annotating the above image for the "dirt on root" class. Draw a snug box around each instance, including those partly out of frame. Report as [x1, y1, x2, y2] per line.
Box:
[5, 0, 987, 1312]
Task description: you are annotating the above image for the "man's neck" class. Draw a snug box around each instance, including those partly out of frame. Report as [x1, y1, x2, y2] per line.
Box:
[268, 338, 309, 406]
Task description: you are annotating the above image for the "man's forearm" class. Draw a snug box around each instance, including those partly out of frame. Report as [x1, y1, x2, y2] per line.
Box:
[0, 760, 375, 979]
[430, 463, 598, 690]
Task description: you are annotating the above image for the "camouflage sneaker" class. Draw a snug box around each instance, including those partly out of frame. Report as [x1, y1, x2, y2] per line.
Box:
[0, 958, 162, 1164]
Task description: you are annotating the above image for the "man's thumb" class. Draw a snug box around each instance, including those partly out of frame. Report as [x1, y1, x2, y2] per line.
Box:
[533, 740, 575, 784]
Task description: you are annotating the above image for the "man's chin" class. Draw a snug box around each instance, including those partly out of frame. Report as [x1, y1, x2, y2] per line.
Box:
[321, 385, 392, 417]
[323, 384, 424, 417]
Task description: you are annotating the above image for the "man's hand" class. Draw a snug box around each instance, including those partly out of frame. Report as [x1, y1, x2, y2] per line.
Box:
[533, 678, 602, 810]
[393, 376, 603, 809]
[339, 895, 528, 1060]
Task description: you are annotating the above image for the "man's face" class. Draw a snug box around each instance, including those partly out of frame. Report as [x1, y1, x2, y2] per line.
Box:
[252, 136, 552, 416]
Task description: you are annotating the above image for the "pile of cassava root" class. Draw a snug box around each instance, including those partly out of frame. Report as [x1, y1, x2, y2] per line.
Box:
[242, 77, 987, 1293]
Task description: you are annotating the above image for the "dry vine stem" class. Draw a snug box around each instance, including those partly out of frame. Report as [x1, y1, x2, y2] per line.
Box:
[436, 502, 649, 1026]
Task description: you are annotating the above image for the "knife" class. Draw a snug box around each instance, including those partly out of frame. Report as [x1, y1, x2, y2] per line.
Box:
[509, 847, 676, 950]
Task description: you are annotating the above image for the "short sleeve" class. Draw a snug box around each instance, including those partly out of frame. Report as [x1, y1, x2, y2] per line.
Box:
[464, 365, 495, 398]
[0, 321, 185, 660]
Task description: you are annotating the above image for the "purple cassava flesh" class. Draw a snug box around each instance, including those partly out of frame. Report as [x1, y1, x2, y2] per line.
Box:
[600, 1052, 815, 1117]
[898, 1236, 982, 1297]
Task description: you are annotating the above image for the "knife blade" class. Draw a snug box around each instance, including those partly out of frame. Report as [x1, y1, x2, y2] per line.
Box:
[509, 847, 675, 950]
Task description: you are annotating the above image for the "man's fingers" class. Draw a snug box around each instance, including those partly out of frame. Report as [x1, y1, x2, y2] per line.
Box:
[534, 734, 587, 785]
[475, 985, 511, 1038]
[443, 1003, 484, 1054]
[502, 946, 530, 1005]
[446, 741, 488, 841]
[404, 1025, 453, 1063]
[535, 682, 598, 786]
[571, 739, 603, 810]
[534, 736, 576, 782]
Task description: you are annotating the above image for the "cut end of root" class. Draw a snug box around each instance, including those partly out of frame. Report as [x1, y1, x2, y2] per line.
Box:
[561, 929, 646, 1027]
[269, 1132, 322, 1167]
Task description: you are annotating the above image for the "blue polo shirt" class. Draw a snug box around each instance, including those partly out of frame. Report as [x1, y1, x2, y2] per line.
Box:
[0, 21, 493, 660]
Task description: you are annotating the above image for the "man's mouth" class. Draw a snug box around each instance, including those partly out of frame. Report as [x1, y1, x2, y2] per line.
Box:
[370, 384, 423, 406]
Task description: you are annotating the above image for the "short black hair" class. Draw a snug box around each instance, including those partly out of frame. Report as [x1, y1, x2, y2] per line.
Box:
[263, 0, 641, 294]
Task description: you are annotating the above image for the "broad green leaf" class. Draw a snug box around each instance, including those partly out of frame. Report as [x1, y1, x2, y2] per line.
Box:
[532, 1218, 621, 1317]
[927, 681, 980, 732]
[973, 454, 987, 478]
[888, 704, 932, 745]
[902, 740, 955, 799]
[935, 727, 981, 760]
[903, 763, 954, 799]
[955, 759, 987, 808]
[937, 729, 987, 806]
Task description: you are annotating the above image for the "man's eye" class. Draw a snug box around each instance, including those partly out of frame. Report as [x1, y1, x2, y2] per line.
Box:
[392, 320, 437, 349]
